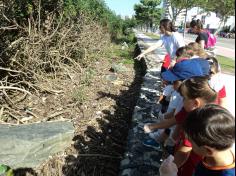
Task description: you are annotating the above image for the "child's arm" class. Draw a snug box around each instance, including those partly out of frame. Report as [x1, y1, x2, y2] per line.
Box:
[171, 124, 182, 141]
[144, 117, 176, 133]
[135, 40, 163, 60]
[158, 95, 165, 103]
[174, 145, 192, 168]
[163, 110, 175, 119]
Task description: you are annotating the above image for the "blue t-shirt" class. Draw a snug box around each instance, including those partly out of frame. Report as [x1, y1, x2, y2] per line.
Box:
[193, 162, 235, 176]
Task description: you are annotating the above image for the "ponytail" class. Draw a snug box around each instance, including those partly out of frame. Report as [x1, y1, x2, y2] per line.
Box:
[179, 76, 217, 103]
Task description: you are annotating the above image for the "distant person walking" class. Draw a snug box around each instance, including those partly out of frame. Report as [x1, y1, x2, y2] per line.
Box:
[136, 19, 185, 64]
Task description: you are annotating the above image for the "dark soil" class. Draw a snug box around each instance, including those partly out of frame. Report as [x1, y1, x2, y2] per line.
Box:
[12, 45, 146, 176]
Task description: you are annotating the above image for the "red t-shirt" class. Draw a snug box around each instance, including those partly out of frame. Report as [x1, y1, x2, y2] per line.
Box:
[162, 54, 171, 69]
[216, 86, 226, 104]
[175, 108, 202, 176]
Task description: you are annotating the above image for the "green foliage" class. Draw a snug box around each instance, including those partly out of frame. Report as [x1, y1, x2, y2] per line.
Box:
[134, 0, 162, 29]
[71, 87, 87, 104]
[197, 0, 235, 33]
[0, 0, 128, 41]
[167, 0, 204, 24]
[216, 55, 235, 73]
[81, 68, 96, 86]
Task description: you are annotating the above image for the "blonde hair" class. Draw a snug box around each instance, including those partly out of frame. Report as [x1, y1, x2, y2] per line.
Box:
[187, 42, 208, 58]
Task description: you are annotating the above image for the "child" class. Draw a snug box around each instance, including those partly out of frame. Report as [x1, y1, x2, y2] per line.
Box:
[157, 79, 174, 114]
[187, 42, 209, 59]
[146, 80, 182, 151]
[135, 19, 185, 61]
[174, 76, 218, 176]
[142, 60, 209, 150]
[183, 104, 235, 176]
[159, 104, 235, 176]
[206, 57, 227, 108]
[190, 19, 209, 49]
[175, 46, 191, 63]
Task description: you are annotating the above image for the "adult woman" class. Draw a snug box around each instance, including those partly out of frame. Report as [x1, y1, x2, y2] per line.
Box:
[136, 19, 185, 62]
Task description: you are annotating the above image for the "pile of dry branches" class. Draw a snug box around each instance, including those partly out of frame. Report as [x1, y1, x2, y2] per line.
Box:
[0, 5, 110, 124]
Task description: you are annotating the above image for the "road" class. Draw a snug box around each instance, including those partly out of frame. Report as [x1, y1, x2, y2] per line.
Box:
[184, 33, 235, 59]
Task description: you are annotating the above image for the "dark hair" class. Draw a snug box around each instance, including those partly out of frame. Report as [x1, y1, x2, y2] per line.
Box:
[190, 19, 203, 30]
[179, 76, 217, 103]
[160, 19, 176, 32]
[183, 104, 235, 150]
[206, 57, 220, 75]
[176, 46, 191, 59]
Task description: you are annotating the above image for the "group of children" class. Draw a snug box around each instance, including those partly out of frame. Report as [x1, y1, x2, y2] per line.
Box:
[135, 19, 234, 176]
[147, 52, 234, 176]
[148, 47, 235, 176]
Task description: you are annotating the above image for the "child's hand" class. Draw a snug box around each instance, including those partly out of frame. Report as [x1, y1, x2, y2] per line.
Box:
[159, 155, 178, 176]
[143, 123, 154, 133]
[135, 53, 145, 60]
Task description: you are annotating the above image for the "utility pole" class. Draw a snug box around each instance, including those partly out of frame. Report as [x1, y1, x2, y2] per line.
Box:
[183, 0, 189, 39]
[183, 7, 188, 39]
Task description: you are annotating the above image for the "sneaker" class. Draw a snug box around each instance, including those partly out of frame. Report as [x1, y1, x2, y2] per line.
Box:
[149, 129, 164, 140]
[143, 138, 161, 150]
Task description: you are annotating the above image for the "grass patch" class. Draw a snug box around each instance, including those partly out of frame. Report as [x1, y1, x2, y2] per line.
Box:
[145, 33, 160, 40]
[217, 55, 235, 74]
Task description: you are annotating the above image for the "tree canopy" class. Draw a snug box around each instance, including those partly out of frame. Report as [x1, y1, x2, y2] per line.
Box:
[134, 0, 162, 30]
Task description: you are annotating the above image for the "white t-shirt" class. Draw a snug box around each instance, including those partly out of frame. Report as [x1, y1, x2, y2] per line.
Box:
[160, 32, 185, 60]
[163, 85, 175, 102]
[209, 72, 224, 92]
[167, 91, 183, 115]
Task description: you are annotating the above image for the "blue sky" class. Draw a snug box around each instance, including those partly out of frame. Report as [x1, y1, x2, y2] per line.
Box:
[105, 0, 141, 17]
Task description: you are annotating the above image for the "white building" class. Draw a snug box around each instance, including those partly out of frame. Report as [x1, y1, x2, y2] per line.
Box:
[161, 0, 186, 27]
[186, 7, 235, 32]
[161, 3, 235, 31]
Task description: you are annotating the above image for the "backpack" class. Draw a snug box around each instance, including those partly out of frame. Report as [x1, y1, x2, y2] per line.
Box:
[205, 30, 217, 48]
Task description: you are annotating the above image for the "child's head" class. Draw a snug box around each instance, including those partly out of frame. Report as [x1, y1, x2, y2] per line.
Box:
[159, 19, 176, 34]
[187, 42, 208, 58]
[173, 80, 182, 90]
[175, 46, 191, 61]
[162, 79, 171, 86]
[183, 104, 235, 157]
[190, 19, 203, 33]
[179, 76, 217, 112]
[206, 57, 221, 75]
